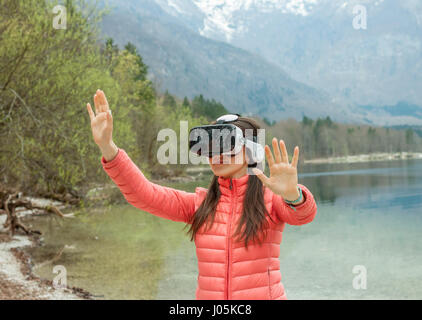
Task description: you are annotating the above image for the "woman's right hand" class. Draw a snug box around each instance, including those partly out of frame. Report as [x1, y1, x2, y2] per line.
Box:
[86, 89, 118, 161]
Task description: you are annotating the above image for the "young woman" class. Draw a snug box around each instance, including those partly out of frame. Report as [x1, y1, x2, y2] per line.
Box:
[87, 89, 317, 300]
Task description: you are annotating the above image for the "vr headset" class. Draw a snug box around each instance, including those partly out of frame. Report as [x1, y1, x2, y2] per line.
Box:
[188, 114, 265, 169]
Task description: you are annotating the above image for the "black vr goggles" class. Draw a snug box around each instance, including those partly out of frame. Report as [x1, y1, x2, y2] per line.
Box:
[188, 114, 265, 166]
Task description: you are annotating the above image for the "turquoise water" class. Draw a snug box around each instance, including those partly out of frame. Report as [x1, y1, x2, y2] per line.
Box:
[24, 159, 422, 299]
[283, 159, 422, 299]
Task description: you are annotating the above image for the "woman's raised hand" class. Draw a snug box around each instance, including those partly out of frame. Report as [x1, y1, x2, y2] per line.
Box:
[86, 90, 118, 161]
[252, 138, 301, 202]
[86, 89, 113, 148]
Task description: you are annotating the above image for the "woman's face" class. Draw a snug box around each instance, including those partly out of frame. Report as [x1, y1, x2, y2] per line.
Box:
[208, 146, 247, 178]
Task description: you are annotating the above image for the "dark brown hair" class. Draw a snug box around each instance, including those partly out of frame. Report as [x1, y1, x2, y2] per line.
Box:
[185, 117, 275, 249]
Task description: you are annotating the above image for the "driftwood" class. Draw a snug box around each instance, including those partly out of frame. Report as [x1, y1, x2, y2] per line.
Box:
[0, 185, 68, 236]
[37, 191, 80, 206]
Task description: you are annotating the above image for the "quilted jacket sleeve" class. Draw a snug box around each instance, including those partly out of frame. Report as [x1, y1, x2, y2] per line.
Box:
[271, 183, 317, 226]
[101, 148, 196, 224]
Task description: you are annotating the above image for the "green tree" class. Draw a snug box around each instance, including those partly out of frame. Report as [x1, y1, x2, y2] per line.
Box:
[163, 90, 177, 109]
[182, 96, 190, 108]
[0, 0, 115, 194]
[301, 115, 314, 127]
[263, 117, 275, 126]
[105, 37, 119, 66]
[124, 42, 148, 81]
[191, 94, 229, 120]
[406, 128, 414, 147]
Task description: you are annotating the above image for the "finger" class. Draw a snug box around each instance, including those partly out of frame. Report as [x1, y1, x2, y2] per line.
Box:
[272, 137, 282, 163]
[86, 103, 95, 121]
[107, 109, 113, 127]
[94, 93, 100, 114]
[279, 140, 289, 164]
[252, 168, 270, 185]
[96, 89, 104, 113]
[264, 145, 275, 168]
[98, 90, 110, 112]
[291, 146, 299, 168]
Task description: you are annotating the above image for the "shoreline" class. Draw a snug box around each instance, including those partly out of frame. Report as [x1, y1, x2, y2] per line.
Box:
[2, 151, 421, 299]
[0, 197, 92, 300]
[182, 152, 422, 172]
[303, 152, 422, 164]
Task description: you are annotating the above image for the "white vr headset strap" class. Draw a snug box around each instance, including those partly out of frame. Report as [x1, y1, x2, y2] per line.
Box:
[243, 138, 265, 164]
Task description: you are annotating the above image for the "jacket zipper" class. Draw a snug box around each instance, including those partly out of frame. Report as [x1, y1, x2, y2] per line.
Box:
[226, 178, 234, 300]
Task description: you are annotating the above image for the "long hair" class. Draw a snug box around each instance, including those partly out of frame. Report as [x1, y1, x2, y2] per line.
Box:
[185, 117, 275, 249]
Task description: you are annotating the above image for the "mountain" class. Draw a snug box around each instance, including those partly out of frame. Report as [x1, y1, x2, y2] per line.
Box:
[150, 0, 422, 125]
[97, 0, 359, 123]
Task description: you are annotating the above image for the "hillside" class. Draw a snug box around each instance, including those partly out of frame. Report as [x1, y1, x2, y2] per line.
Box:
[152, 0, 422, 125]
[97, 0, 358, 123]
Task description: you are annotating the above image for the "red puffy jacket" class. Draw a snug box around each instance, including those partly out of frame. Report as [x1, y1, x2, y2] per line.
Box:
[102, 148, 317, 300]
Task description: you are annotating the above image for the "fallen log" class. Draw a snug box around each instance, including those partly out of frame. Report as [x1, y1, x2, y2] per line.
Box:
[1, 185, 67, 236]
[37, 191, 80, 206]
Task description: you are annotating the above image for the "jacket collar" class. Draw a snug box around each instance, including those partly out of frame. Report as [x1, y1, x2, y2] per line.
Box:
[218, 174, 249, 196]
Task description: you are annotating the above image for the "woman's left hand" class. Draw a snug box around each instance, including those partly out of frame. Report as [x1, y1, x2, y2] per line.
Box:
[252, 138, 301, 202]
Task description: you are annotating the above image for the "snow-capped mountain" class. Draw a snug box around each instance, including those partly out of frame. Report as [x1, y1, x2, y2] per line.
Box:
[98, 0, 355, 123]
[153, 1, 397, 41]
[97, 0, 422, 125]
[151, 0, 422, 125]
[155, 0, 319, 41]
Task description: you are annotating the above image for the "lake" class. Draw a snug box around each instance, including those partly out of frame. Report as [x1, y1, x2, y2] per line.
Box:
[23, 159, 422, 299]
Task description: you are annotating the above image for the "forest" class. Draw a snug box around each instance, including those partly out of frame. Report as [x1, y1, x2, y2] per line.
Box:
[1, 0, 421, 202]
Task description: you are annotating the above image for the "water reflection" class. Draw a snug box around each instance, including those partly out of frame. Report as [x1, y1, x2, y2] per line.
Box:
[299, 159, 422, 210]
[358, 190, 422, 210]
[22, 159, 422, 299]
